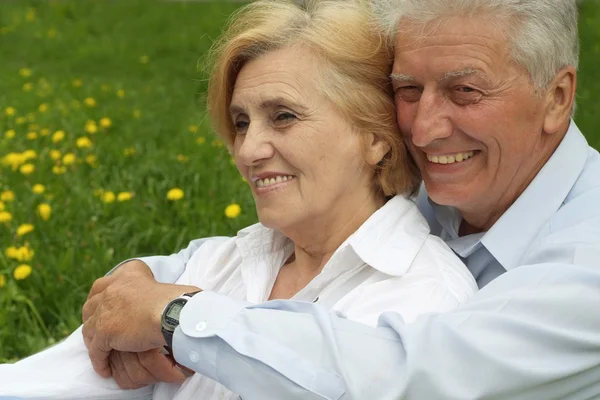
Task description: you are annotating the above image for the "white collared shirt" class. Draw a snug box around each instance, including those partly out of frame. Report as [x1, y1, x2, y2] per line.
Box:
[0, 196, 476, 400]
[153, 195, 476, 400]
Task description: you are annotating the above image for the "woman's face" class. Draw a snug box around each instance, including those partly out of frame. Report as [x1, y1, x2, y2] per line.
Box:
[230, 47, 386, 232]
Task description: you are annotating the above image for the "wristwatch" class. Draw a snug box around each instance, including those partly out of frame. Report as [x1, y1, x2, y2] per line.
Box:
[161, 290, 202, 351]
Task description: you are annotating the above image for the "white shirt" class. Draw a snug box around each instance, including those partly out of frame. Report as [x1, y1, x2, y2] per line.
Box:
[0, 195, 476, 399]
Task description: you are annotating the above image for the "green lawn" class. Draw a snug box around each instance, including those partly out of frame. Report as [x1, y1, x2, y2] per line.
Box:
[1, 0, 599, 362]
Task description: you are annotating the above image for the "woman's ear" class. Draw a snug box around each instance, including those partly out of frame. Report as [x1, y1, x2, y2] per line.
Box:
[364, 133, 391, 166]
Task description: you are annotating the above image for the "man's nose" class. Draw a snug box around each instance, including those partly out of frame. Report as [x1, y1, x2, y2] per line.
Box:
[236, 123, 275, 166]
[410, 91, 453, 148]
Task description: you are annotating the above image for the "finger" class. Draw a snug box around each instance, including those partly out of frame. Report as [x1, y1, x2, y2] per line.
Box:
[82, 291, 101, 322]
[109, 351, 140, 390]
[139, 349, 187, 384]
[87, 276, 113, 301]
[88, 334, 113, 378]
[120, 351, 156, 387]
[81, 318, 96, 350]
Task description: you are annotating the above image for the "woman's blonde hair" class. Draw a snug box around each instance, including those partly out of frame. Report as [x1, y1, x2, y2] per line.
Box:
[206, 0, 420, 196]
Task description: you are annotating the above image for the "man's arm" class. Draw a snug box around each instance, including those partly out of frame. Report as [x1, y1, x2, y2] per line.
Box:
[171, 252, 600, 400]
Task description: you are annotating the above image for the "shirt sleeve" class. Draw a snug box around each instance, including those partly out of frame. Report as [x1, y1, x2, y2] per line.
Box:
[171, 254, 600, 400]
[107, 237, 227, 284]
[0, 327, 152, 400]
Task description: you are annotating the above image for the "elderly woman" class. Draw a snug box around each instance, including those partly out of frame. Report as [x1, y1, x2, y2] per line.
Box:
[0, 0, 476, 399]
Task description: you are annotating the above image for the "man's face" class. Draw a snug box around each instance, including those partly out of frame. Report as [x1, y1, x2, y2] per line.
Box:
[393, 16, 551, 229]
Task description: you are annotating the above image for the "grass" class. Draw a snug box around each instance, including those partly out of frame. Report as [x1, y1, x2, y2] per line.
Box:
[1, 0, 599, 362]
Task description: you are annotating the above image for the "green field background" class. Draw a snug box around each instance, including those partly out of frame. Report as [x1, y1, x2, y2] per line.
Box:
[0, 0, 599, 361]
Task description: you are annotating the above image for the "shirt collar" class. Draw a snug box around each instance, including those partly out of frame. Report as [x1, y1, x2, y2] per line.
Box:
[234, 195, 431, 277]
[481, 120, 589, 270]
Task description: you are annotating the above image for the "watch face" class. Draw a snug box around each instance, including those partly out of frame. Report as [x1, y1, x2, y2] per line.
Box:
[163, 298, 187, 330]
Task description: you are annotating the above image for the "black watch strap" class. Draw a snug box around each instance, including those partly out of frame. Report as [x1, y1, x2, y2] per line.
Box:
[161, 290, 202, 351]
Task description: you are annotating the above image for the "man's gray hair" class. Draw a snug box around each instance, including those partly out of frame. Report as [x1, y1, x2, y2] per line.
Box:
[371, 0, 579, 92]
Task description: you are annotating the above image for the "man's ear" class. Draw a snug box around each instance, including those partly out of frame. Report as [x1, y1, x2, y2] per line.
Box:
[543, 66, 577, 134]
[364, 133, 391, 166]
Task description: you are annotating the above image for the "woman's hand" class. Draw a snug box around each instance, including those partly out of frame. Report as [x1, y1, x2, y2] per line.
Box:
[82, 260, 199, 382]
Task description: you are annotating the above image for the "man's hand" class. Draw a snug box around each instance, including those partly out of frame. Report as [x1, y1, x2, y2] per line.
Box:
[82, 260, 200, 379]
[108, 348, 187, 389]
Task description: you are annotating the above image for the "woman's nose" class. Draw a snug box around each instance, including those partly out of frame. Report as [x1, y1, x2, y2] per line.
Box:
[235, 123, 276, 166]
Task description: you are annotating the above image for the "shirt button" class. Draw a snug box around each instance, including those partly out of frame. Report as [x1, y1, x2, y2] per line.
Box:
[189, 350, 200, 363]
[196, 321, 207, 332]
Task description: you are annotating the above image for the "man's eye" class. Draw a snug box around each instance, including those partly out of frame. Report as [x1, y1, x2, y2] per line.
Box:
[452, 86, 482, 105]
[274, 112, 296, 122]
[395, 86, 422, 102]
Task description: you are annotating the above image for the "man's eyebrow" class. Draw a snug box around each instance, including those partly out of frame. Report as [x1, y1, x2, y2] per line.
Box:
[440, 68, 484, 82]
[390, 73, 415, 83]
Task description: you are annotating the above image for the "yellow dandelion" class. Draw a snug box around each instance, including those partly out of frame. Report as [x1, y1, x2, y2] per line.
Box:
[133, 109, 141, 118]
[37, 203, 51, 221]
[23, 150, 37, 160]
[225, 203, 242, 219]
[32, 184, 45, 194]
[123, 147, 136, 156]
[26, 113, 35, 122]
[102, 191, 116, 203]
[23, 82, 33, 91]
[116, 89, 125, 98]
[19, 68, 32, 77]
[72, 79, 83, 88]
[16, 117, 26, 125]
[0, 275, 5, 288]
[76, 136, 92, 148]
[20, 163, 35, 175]
[13, 264, 32, 281]
[166, 188, 184, 201]
[2, 153, 26, 170]
[85, 154, 97, 166]
[38, 103, 48, 113]
[5, 246, 19, 259]
[99, 117, 112, 128]
[117, 192, 133, 202]
[0, 211, 11, 223]
[188, 125, 198, 133]
[49, 149, 61, 161]
[27, 132, 38, 140]
[52, 130, 65, 143]
[84, 120, 98, 134]
[29, 123, 39, 131]
[40, 128, 50, 136]
[52, 165, 66, 175]
[212, 139, 224, 148]
[196, 137, 206, 145]
[84, 97, 96, 107]
[25, 8, 36, 21]
[16, 224, 34, 236]
[1, 191, 15, 202]
[62, 153, 76, 165]
[5, 107, 16, 117]
[0, 201, 4, 211]
[177, 154, 188, 163]
[47, 28, 57, 38]
[5, 130, 16, 139]
[139, 55, 149, 64]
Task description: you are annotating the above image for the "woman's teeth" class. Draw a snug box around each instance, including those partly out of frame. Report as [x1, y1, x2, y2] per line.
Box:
[256, 175, 294, 188]
[427, 151, 475, 165]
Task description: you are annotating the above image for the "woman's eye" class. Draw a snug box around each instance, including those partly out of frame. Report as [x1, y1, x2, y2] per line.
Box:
[234, 120, 249, 133]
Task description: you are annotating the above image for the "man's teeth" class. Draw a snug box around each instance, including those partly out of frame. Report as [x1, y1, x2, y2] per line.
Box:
[256, 175, 294, 188]
[427, 151, 475, 165]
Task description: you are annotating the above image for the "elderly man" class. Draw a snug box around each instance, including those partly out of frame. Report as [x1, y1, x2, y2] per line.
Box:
[82, 0, 600, 398]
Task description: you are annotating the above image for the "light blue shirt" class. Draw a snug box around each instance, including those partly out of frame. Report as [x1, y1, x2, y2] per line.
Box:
[142, 121, 600, 399]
